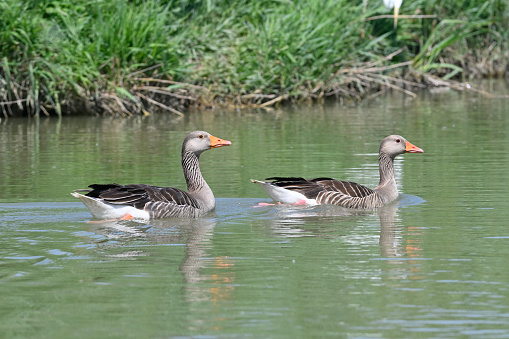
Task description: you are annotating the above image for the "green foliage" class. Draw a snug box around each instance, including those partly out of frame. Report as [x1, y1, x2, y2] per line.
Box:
[396, 0, 506, 74]
[189, 0, 368, 95]
[0, 0, 508, 115]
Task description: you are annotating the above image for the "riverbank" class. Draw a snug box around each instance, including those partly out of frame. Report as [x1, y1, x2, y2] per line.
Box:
[1, 0, 508, 117]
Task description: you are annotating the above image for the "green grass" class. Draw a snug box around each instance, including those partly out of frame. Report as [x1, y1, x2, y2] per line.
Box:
[0, 0, 508, 116]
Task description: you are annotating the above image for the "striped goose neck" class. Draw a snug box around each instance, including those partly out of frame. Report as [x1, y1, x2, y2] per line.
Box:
[378, 152, 396, 187]
[181, 151, 207, 193]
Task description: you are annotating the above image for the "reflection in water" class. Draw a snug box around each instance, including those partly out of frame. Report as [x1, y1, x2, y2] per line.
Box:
[254, 196, 427, 287]
[378, 204, 402, 258]
[258, 195, 425, 260]
[83, 217, 235, 308]
[80, 216, 239, 332]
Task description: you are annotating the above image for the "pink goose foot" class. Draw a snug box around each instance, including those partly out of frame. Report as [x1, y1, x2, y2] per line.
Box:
[254, 200, 308, 207]
[253, 202, 278, 207]
[85, 213, 134, 224]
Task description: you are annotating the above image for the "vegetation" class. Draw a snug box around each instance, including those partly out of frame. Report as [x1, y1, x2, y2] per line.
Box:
[0, 0, 508, 117]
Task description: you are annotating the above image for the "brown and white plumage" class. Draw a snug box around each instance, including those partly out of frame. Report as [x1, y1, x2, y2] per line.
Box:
[251, 135, 423, 209]
[72, 131, 231, 219]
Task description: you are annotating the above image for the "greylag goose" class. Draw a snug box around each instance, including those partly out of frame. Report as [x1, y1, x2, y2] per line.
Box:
[72, 131, 231, 219]
[251, 135, 423, 209]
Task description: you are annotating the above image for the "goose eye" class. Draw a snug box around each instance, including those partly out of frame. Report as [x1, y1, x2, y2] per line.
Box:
[395, 139, 401, 143]
[198, 134, 204, 139]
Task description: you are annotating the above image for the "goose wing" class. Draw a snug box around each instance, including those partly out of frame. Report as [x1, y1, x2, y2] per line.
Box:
[310, 178, 381, 208]
[265, 177, 374, 199]
[85, 183, 201, 210]
[310, 178, 375, 198]
[263, 177, 379, 208]
[264, 177, 325, 199]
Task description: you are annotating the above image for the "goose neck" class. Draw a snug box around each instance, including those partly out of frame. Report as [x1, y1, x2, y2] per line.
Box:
[181, 151, 208, 193]
[375, 152, 399, 206]
[378, 152, 395, 186]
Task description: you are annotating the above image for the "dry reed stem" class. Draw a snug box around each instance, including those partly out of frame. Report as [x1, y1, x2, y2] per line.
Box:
[135, 86, 196, 101]
[255, 94, 288, 108]
[363, 48, 407, 68]
[0, 98, 28, 106]
[369, 73, 426, 88]
[339, 61, 413, 75]
[137, 92, 184, 116]
[355, 74, 417, 97]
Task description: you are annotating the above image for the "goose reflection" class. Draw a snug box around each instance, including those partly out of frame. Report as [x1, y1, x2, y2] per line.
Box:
[255, 194, 425, 260]
[82, 216, 235, 304]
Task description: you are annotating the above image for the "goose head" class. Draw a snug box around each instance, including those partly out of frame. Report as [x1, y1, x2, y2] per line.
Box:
[182, 131, 232, 156]
[380, 135, 423, 158]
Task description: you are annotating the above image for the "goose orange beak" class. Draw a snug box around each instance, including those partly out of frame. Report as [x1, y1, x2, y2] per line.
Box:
[405, 141, 423, 153]
[210, 135, 232, 148]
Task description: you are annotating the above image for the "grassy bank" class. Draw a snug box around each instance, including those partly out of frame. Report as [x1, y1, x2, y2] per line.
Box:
[1, 0, 508, 117]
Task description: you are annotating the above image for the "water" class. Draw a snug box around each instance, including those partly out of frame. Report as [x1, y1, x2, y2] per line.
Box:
[1, 80, 509, 338]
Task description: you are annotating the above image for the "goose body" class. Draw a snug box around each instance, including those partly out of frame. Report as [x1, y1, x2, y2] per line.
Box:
[72, 131, 231, 219]
[252, 135, 423, 209]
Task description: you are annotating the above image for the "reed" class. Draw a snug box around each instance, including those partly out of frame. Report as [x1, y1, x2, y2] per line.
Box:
[0, 0, 507, 117]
